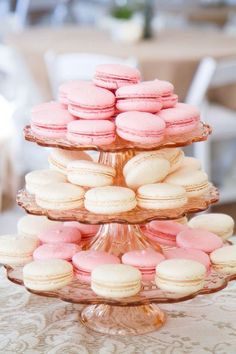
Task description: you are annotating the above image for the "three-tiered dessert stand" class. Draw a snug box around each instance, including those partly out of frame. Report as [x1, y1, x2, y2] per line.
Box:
[6, 121, 236, 335]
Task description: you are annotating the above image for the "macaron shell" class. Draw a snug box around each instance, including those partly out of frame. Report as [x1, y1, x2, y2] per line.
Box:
[17, 215, 62, 239]
[137, 183, 188, 210]
[33, 243, 81, 261]
[210, 245, 236, 274]
[84, 186, 137, 214]
[176, 228, 223, 253]
[123, 153, 170, 189]
[67, 119, 116, 145]
[116, 111, 166, 144]
[38, 225, 81, 244]
[23, 259, 73, 291]
[164, 247, 211, 271]
[91, 264, 141, 298]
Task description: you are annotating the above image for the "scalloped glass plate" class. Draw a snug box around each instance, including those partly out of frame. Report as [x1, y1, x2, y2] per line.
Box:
[6, 265, 236, 306]
[16, 185, 219, 225]
[24, 122, 212, 152]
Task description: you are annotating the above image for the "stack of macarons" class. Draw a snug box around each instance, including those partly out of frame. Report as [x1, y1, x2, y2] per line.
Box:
[30, 63, 202, 147]
[25, 146, 210, 214]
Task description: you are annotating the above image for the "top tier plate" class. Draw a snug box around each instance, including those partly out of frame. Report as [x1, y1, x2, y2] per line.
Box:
[24, 122, 211, 152]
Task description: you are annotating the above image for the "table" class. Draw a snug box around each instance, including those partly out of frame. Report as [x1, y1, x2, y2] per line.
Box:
[1, 267, 236, 354]
[5, 27, 236, 109]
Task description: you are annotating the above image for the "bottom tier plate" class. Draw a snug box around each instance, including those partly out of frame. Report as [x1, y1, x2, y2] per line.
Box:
[6, 265, 236, 306]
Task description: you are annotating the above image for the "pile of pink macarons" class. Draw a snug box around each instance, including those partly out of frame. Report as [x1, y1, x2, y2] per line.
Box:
[30, 63, 201, 146]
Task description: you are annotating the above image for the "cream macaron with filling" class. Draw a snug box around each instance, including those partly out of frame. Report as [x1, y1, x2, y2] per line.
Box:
[149, 148, 184, 173]
[23, 259, 73, 291]
[188, 213, 234, 240]
[210, 245, 236, 274]
[67, 160, 116, 187]
[165, 170, 209, 197]
[123, 152, 170, 190]
[84, 186, 137, 214]
[91, 264, 141, 298]
[36, 182, 85, 210]
[155, 259, 206, 294]
[137, 183, 188, 210]
[17, 215, 62, 240]
[25, 169, 67, 195]
[0, 235, 38, 266]
[48, 148, 92, 175]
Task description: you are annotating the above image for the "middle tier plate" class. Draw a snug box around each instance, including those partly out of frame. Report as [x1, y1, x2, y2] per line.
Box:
[17, 185, 219, 224]
[24, 122, 211, 152]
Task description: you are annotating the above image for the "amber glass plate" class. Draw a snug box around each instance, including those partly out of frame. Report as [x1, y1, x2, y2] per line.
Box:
[24, 122, 212, 152]
[6, 265, 236, 305]
[16, 185, 219, 225]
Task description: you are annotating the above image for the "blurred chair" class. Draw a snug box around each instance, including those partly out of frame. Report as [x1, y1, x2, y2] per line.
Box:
[0, 44, 43, 200]
[186, 57, 236, 203]
[44, 51, 138, 98]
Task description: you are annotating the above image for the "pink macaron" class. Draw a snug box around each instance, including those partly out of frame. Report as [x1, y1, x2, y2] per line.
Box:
[116, 81, 163, 113]
[122, 249, 165, 281]
[94, 64, 141, 90]
[58, 80, 94, 105]
[72, 250, 120, 283]
[38, 225, 81, 244]
[158, 103, 200, 136]
[144, 220, 189, 247]
[116, 111, 166, 144]
[68, 86, 115, 119]
[152, 79, 178, 109]
[164, 247, 211, 272]
[31, 108, 76, 138]
[33, 243, 81, 262]
[67, 119, 116, 145]
[31, 101, 65, 113]
[176, 228, 223, 253]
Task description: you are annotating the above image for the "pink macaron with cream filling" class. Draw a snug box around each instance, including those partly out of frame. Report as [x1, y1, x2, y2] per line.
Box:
[176, 228, 223, 253]
[94, 64, 141, 90]
[72, 250, 120, 283]
[116, 111, 166, 144]
[33, 243, 81, 262]
[32, 101, 65, 113]
[122, 249, 165, 281]
[152, 79, 178, 109]
[67, 119, 116, 145]
[158, 104, 200, 135]
[116, 81, 163, 113]
[58, 80, 94, 105]
[38, 225, 81, 244]
[68, 86, 115, 119]
[31, 108, 76, 138]
[164, 247, 211, 272]
[144, 220, 189, 247]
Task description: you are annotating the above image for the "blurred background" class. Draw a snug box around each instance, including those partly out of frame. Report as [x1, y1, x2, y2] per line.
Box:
[0, 0, 236, 232]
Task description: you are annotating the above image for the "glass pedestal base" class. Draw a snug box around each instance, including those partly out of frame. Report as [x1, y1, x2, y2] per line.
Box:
[80, 304, 166, 335]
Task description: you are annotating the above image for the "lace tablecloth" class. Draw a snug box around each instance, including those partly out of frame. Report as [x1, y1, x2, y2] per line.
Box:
[1, 267, 236, 354]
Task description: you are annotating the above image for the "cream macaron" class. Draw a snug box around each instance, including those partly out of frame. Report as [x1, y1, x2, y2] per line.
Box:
[137, 183, 188, 210]
[25, 169, 67, 195]
[36, 182, 85, 210]
[123, 152, 170, 190]
[155, 259, 206, 294]
[84, 186, 137, 214]
[0, 235, 38, 266]
[23, 259, 73, 291]
[17, 215, 62, 240]
[188, 213, 234, 241]
[67, 160, 116, 187]
[180, 156, 201, 171]
[150, 148, 184, 173]
[48, 148, 92, 175]
[210, 245, 236, 274]
[165, 170, 209, 197]
[91, 264, 142, 298]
